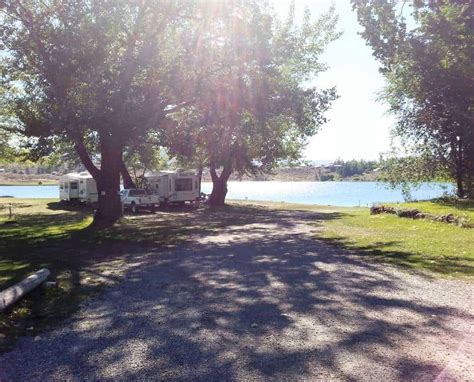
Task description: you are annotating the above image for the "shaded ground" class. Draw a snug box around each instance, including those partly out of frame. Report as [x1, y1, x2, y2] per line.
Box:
[1, 205, 473, 381]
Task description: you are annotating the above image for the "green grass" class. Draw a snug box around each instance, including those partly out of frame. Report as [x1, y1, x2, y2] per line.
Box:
[0, 199, 98, 351]
[319, 198, 474, 277]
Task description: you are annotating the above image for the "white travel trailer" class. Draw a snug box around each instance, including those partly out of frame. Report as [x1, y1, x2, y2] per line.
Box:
[59, 172, 98, 204]
[145, 171, 201, 205]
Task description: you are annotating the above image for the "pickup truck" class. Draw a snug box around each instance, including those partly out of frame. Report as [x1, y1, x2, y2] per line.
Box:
[120, 188, 160, 213]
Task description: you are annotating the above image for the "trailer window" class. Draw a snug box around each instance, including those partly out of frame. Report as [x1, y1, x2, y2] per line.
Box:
[70, 182, 78, 190]
[175, 178, 193, 192]
[65, 183, 69, 190]
[60, 184, 64, 190]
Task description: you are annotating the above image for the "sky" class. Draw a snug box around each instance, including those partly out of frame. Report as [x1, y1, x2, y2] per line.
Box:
[273, 0, 395, 162]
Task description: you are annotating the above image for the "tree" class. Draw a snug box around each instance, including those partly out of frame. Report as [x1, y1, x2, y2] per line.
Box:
[166, 2, 339, 205]
[334, 159, 378, 178]
[379, 147, 452, 198]
[0, 130, 17, 165]
[0, 1, 202, 225]
[352, 0, 474, 198]
[123, 145, 169, 188]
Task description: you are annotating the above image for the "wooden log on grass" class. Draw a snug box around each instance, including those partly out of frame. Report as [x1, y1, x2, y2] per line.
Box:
[0, 268, 50, 311]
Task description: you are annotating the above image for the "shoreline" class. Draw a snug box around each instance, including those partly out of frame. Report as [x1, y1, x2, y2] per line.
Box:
[0, 180, 455, 185]
[0, 182, 57, 186]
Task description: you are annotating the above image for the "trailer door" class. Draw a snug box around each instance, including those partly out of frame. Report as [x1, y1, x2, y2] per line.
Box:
[162, 175, 169, 200]
[69, 181, 79, 199]
[175, 177, 195, 202]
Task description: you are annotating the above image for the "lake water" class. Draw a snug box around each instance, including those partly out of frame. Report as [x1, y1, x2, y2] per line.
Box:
[0, 181, 453, 207]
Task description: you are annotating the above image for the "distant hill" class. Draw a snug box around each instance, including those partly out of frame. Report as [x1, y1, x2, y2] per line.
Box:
[202, 164, 381, 182]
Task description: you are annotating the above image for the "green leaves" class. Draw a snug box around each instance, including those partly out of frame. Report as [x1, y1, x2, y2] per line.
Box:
[167, 1, 339, 179]
[353, 0, 474, 197]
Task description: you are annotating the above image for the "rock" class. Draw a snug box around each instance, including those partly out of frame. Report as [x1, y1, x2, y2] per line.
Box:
[396, 209, 420, 218]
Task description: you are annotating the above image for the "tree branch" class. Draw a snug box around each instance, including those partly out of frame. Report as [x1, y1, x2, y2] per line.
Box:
[209, 162, 219, 183]
[73, 136, 100, 179]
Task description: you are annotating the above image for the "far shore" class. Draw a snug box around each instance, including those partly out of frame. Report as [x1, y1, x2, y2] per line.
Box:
[0, 182, 57, 186]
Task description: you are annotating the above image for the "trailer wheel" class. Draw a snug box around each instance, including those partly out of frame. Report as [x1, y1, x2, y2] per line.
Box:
[131, 202, 138, 214]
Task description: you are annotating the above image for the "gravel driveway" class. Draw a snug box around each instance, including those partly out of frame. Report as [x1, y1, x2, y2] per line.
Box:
[1, 208, 473, 381]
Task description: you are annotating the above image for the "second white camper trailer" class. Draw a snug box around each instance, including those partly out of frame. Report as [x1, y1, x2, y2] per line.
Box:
[146, 171, 201, 205]
[59, 172, 98, 204]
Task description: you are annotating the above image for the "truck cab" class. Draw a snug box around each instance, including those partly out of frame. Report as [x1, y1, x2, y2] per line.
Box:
[120, 188, 159, 213]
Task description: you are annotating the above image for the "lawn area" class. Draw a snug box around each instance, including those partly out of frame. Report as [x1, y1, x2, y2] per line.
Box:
[318, 198, 474, 277]
[0, 199, 92, 285]
[0, 199, 96, 351]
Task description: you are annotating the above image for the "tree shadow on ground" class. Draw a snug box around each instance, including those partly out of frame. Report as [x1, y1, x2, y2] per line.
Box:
[316, 234, 474, 277]
[0, 203, 341, 352]
[1, 203, 472, 380]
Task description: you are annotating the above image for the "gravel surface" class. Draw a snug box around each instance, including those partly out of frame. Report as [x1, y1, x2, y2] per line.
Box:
[1, 209, 473, 381]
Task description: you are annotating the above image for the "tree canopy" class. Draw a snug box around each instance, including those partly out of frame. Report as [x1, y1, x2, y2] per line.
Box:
[352, 0, 474, 198]
[1, 0, 340, 215]
[0, 0, 206, 223]
[166, 2, 340, 205]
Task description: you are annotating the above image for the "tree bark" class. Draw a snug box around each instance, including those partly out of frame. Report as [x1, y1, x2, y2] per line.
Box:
[93, 141, 123, 226]
[74, 135, 123, 226]
[456, 173, 465, 199]
[74, 137, 100, 179]
[197, 164, 203, 195]
[209, 164, 232, 206]
[0, 269, 50, 311]
[120, 160, 135, 189]
[455, 137, 465, 199]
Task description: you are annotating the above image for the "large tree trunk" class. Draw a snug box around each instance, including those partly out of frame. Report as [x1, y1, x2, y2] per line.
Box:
[120, 160, 135, 189]
[197, 164, 203, 195]
[456, 173, 465, 199]
[209, 178, 228, 205]
[455, 137, 465, 199]
[74, 135, 123, 227]
[94, 142, 123, 226]
[209, 164, 232, 206]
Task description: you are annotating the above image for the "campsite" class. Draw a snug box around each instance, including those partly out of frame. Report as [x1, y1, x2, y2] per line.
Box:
[0, 1, 473, 381]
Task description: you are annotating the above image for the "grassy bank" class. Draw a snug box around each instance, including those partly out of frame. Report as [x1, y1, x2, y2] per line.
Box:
[0, 197, 472, 352]
[318, 199, 473, 277]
